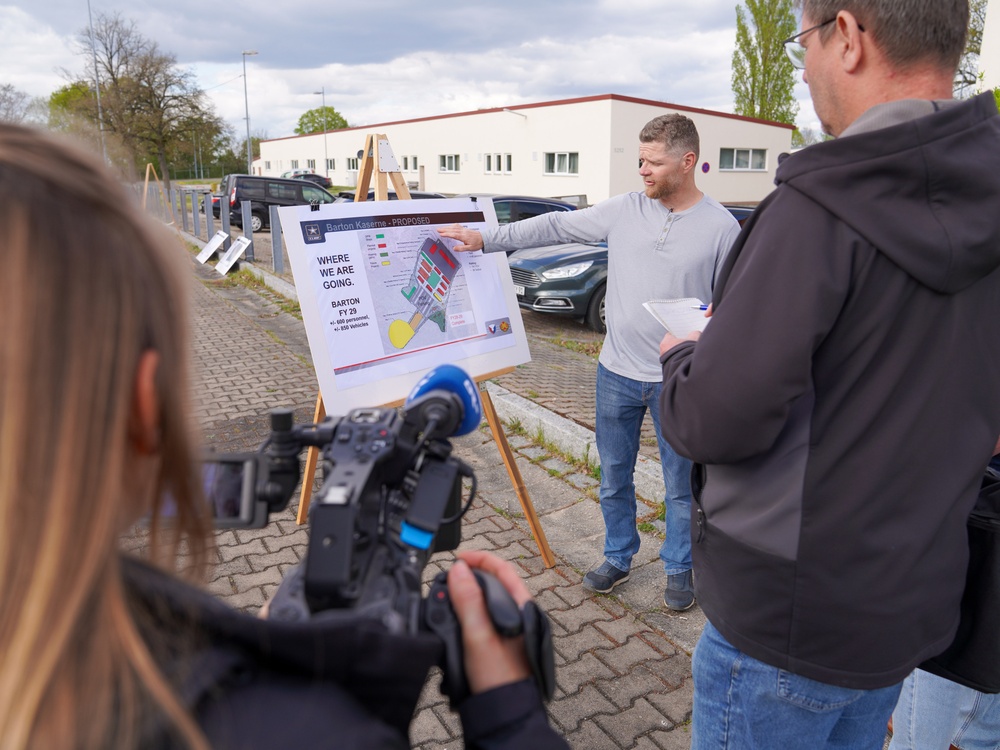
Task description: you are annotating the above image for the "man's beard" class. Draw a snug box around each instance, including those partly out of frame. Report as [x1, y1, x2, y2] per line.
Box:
[645, 175, 682, 202]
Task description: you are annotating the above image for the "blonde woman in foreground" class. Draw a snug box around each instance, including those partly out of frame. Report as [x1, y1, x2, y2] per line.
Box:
[0, 123, 566, 749]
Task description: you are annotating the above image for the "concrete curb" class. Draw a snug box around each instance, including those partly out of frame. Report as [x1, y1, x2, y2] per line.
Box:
[483, 381, 666, 503]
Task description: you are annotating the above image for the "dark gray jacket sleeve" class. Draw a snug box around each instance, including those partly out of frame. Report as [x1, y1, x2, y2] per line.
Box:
[459, 680, 568, 750]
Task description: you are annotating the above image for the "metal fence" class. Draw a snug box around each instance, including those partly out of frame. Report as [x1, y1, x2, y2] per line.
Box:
[136, 181, 293, 276]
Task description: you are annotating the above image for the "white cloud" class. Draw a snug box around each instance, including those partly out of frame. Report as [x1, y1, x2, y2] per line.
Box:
[0, 7, 77, 98]
[6, 0, 818, 141]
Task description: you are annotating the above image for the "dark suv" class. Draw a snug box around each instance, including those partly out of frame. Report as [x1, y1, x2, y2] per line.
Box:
[455, 194, 578, 226]
[223, 174, 338, 232]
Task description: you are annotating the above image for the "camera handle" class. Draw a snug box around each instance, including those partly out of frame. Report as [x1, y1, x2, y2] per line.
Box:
[423, 570, 555, 707]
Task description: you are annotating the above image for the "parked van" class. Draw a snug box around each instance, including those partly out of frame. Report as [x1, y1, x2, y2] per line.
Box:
[223, 174, 338, 231]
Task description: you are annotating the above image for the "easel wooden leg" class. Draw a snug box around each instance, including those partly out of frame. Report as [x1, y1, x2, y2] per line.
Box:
[295, 393, 326, 525]
[480, 388, 556, 568]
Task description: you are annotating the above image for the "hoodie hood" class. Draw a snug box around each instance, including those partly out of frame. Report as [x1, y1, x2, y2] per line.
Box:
[776, 92, 1000, 293]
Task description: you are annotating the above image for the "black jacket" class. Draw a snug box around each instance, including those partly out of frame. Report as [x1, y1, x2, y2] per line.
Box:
[659, 92, 1000, 689]
[123, 557, 566, 748]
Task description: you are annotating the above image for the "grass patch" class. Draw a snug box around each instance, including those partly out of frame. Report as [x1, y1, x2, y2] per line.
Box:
[548, 336, 603, 359]
[505, 421, 605, 490]
[527, 389, 540, 399]
[506, 417, 525, 435]
[637, 522, 657, 533]
[213, 267, 302, 319]
[493, 505, 514, 520]
[581, 441, 600, 481]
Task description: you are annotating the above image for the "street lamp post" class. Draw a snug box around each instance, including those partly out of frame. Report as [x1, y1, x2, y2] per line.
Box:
[242, 50, 258, 174]
[314, 86, 328, 177]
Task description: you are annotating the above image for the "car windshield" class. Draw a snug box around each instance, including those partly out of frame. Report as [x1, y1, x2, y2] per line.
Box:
[493, 201, 513, 224]
[302, 186, 332, 203]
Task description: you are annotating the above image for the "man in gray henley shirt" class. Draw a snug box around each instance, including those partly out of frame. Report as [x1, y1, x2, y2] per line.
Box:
[439, 114, 739, 610]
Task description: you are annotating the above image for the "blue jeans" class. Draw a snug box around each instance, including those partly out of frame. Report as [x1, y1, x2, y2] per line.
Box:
[692, 621, 903, 750]
[888, 669, 1000, 750]
[594, 364, 692, 575]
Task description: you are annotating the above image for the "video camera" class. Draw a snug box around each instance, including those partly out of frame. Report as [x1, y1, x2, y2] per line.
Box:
[202, 364, 553, 704]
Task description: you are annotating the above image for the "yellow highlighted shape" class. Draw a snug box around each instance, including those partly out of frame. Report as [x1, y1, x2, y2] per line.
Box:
[388, 319, 416, 348]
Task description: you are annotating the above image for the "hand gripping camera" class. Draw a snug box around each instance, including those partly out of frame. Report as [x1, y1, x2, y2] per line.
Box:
[204, 365, 554, 705]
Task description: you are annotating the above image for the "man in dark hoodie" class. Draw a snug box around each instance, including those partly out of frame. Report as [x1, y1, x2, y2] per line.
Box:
[656, 1, 1000, 748]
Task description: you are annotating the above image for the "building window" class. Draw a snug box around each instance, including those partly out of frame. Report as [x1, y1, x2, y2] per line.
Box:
[504, 154, 512, 174]
[412, 156, 418, 171]
[264, 161, 271, 170]
[439, 154, 460, 172]
[306, 158, 316, 170]
[326, 158, 335, 171]
[290, 159, 299, 169]
[544, 152, 578, 175]
[402, 156, 409, 171]
[347, 157, 359, 170]
[720, 148, 767, 171]
[485, 153, 512, 175]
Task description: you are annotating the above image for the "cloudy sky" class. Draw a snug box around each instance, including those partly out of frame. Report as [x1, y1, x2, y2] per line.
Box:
[1, 0, 820, 140]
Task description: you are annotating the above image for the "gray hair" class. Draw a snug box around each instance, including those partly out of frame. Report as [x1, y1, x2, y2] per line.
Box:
[797, 0, 969, 71]
[639, 114, 700, 160]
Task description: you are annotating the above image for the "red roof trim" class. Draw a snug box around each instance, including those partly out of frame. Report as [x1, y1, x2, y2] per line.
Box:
[262, 93, 795, 143]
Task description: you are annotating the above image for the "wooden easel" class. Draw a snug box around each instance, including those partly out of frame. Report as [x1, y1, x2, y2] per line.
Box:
[295, 134, 555, 568]
[142, 162, 176, 225]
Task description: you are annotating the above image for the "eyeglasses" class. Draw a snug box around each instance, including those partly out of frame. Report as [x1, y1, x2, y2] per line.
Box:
[783, 17, 865, 69]
[782, 18, 836, 69]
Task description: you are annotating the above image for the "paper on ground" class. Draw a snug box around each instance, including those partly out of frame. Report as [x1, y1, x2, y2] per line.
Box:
[643, 298, 711, 336]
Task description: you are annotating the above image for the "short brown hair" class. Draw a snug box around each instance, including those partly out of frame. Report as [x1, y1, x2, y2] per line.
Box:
[798, 0, 969, 72]
[640, 113, 700, 160]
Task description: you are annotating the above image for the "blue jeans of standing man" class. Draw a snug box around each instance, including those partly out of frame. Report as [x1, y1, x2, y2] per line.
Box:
[595, 364, 692, 575]
[888, 669, 1000, 750]
[692, 621, 903, 749]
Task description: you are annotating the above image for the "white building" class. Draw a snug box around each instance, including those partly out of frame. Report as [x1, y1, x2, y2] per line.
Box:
[982, 0, 999, 90]
[257, 94, 794, 206]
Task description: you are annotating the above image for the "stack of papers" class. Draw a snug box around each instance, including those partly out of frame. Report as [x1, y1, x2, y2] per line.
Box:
[643, 298, 711, 336]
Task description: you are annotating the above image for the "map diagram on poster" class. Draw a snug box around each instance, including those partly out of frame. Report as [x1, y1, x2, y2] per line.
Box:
[280, 197, 530, 413]
[389, 236, 460, 349]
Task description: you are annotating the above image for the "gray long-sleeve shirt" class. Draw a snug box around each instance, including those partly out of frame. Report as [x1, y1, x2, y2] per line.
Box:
[484, 192, 740, 381]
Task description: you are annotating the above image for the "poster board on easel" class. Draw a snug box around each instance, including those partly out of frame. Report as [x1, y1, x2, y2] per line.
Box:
[282, 134, 554, 567]
[279, 196, 530, 410]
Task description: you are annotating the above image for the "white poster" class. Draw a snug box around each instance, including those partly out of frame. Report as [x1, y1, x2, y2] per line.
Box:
[280, 197, 530, 413]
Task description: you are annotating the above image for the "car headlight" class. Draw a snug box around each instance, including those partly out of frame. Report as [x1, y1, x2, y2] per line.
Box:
[542, 261, 594, 280]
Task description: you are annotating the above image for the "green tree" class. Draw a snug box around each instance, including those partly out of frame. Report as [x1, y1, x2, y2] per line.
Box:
[235, 130, 266, 162]
[48, 81, 92, 124]
[956, 0, 988, 97]
[791, 126, 830, 148]
[0, 83, 35, 123]
[732, 0, 799, 124]
[67, 11, 225, 189]
[47, 81, 119, 163]
[294, 105, 348, 135]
